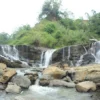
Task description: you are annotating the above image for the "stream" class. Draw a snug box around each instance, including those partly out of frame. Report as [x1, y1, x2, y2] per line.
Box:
[0, 87, 99, 100]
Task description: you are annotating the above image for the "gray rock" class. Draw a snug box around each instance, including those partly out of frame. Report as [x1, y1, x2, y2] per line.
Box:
[6, 82, 21, 94]
[49, 79, 75, 88]
[0, 83, 6, 90]
[24, 72, 38, 84]
[11, 75, 31, 88]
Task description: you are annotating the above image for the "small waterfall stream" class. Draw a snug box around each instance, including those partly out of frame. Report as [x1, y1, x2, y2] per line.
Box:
[1, 45, 19, 60]
[62, 47, 65, 61]
[40, 49, 56, 68]
[68, 46, 71, 61]
[76, 46, 88, 66]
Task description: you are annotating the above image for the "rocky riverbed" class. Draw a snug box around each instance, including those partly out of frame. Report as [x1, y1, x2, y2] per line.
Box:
[0, 62, 99, 100]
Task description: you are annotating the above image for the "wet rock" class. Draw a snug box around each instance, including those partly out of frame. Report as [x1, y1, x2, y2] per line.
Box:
[39, 74, 53, 86]
[43, 67, 66, 79]
[11, 75, 31, 88]
[49, 79, 75, 88]
[62, 76, 72, 82]
[6, 82, 21, 94]
[52, 44, 90, 66]
[39, 79, 50, 86]
[0, 56, 24, 68]
[67, 68, 76, 81]
[81, 54, 95, 66]
[0, 83, 6, 90]
[24, 72, 38, 84]
[76, 81, 96, 92]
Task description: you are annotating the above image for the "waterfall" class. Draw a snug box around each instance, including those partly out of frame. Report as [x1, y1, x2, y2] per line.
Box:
[44, 49, 56, 67]
[68, 46, 70, 61]
[62, 47, 65, 61]
[39, 51, 44, 67]
[76, 46, 87, 66]
[40, 49, 56, 68]
[1, 45, 19, 61]
[90, 41, 100, 63]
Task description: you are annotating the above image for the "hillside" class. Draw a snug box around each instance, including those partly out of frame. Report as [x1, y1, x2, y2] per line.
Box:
[8, 19, 98, 48]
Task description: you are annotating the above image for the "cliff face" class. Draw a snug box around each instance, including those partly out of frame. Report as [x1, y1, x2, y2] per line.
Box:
[52, 44, 95, 66]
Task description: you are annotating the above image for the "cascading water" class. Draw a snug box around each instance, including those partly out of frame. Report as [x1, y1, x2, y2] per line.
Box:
[40, 49, 56, 68]
[67, 46, 71, 61]
[0, 45, 28, 66]
[91, 41, 100, 63]
[1, 45, 19, 60]
[62, 47, 65, 61]
[76, 46, 88, 66]
[39, 51, 44, 67]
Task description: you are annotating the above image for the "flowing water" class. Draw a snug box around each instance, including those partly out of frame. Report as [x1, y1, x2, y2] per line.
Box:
[39, 49, 56, 68]
[0, 44, 100, 100]
[1, 45, 19, 61]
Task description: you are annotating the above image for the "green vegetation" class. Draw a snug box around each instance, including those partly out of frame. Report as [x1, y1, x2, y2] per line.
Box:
[0, 0, 100, 48]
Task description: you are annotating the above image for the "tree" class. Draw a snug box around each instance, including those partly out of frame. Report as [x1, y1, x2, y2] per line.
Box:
[89, 12, 100, 34]
[0, 32, 9, 44]
[39, 0, 65, 21]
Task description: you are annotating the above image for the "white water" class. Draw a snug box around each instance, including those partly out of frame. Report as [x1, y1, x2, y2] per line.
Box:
[68, 46, 70, 61]
[44, 49, 56, 67]
[40, 49, 56, 68]
[1, 45, 19, 61]
[62, 47, 65, 61]
[39, 51, 44, 67]
[76, 46, 87, 66]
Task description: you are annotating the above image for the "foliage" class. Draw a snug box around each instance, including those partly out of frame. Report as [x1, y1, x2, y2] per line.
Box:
[89, 12, 100, 34]
[1, 7, 100, 49]
[0, 32, 9, 44]
[39, 0, 66, 21]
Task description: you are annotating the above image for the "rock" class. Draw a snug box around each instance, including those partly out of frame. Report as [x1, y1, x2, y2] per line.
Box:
[39, 74, 53, 86]
[82, 54, 95, 66]
[24, 72, 38, 84]
[0, 56, 24, 68]
[0, 63, 7, 70]
[49, 79, 75, 88]
[76, 81, 96, 92]
[39, 79, 50, 86]
[0, 83, 6, 90]
[73, 64, 100, 83]
[43, 67, 66, 79]
[11, 75, 31, 88]
[0, 63, 7, 76]
[6, 82, 21, 94]
[67, 68, 76, 81]
[62, 76, 72, 82]
[0, 69, 16, 83]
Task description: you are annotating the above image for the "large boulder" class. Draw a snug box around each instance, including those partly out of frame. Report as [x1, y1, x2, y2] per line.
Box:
[76, 81, 96, 92]
[43, 67, 66, 79]
[0, 63, 7, 70]
[0, 68, 16, 83]
[49, 79, 75, 88]
[11, 75, 31, 88]
[39, 74, 53, 86]
[73, 64, 100, 83]
[6, 82, 21, 94]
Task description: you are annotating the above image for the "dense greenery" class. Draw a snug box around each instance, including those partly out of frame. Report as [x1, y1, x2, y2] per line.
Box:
[0, 0, 100, 48]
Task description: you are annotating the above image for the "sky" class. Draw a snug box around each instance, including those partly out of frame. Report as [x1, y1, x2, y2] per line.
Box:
[0, 0, 99, 34]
